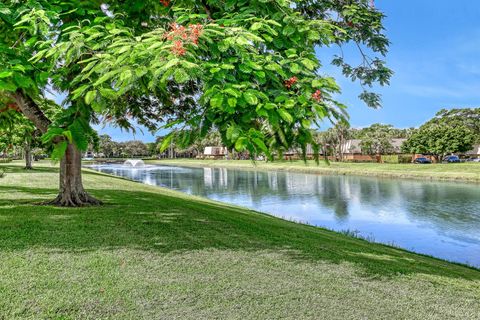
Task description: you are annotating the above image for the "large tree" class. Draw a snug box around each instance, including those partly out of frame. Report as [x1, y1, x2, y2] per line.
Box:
[402, 108, 479, 158]
[356, 123, 396, 155]
[120, 140, 149, 158]
[1, 0, 391, 206]
[98, 134, 120, 158]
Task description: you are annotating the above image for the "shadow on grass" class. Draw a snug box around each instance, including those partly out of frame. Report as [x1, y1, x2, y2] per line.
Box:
[1, 166, 59, 174]
[1, 183, 479, 282]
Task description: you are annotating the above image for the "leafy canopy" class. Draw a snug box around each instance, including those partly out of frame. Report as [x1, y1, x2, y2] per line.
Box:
[2, 0, 391, 160]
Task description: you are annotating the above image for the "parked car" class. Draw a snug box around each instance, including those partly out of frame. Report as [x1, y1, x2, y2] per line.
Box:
[466, 157, 480, 162]
[33, 154, 48, 161]
[413, 157, 432, 164]
[442, 155, 460, 163]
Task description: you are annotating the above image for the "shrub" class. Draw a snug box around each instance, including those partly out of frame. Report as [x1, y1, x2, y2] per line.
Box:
[399, 154, 413, 163]
[381, 155, 399, 163]
[0, 158, 12, 163]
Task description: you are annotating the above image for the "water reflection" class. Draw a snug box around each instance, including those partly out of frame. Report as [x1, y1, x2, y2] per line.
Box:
[89, 164, 480, 266]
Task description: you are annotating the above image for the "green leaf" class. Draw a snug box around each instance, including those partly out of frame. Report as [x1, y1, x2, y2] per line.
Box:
[39, 71, 49, 83]
[285, 48, 297, 58]
[227, 97, 237, 108]
[254, 71, 266, 79]
[308, 30, 320, 41]
[284, 99, 295, 108]
[224, 88, 240, 97]
[62, 130, 73, 144]
[264, 102, 276, 110]
[41, 127, 64, 144]
[0, 71, 12, 78]
[69, 120, 89, 151]
[283, 25, 295, 37]
[236, 36, 249, 46]
[91, 101, 104, 113]
[312, 79, 323, 88]
[278, 109, 293, 123]
[159, 134, 174, 152]
[274, 95, 288, 103]
[250, 22, 262, 31]
[220, 64, 235, 70]
[243, 91, 258, 105]
[51, 141, 68, 161]
[174, 68, 190, 83]
[85, 90, 97, 105]
[226, 126, 241, 141]
[301, 58, 317, 71]
[217, 41, 230, 52]
[289, 63, 301, 74]
[301, 119, 311, 129]
[210, 94, 224, 108]
[239, 64, 252, 74]
[235, 137, 247, 151]
[253, 137, 268, 152]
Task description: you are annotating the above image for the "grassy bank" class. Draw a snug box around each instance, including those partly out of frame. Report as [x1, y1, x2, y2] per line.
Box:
[150, 159, 480, 183]
[1, 161, 480, 319]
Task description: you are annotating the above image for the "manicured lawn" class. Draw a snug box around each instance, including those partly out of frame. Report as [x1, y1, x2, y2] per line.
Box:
[1, 161, 479, 319]
[151, 159, 480, 183]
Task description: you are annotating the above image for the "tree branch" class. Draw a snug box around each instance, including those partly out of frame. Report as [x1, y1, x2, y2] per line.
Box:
[13, 89, 51, 133]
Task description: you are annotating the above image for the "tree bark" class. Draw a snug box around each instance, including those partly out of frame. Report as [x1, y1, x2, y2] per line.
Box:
[24, 143, 33, 170]
[13, 90, 101, 206]
[47, 143, 101, 207]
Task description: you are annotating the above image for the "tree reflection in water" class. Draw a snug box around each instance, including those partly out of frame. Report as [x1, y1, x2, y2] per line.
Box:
[89, 164, 480, 266]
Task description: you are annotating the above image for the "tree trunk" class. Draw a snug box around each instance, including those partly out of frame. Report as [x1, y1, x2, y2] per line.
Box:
[47, 143, 102, 207]
[24, 143, 33, 170]
[13, 90, 101, 206]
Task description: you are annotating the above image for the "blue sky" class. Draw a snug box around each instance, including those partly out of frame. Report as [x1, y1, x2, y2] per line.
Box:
[86, 1, 480, 142]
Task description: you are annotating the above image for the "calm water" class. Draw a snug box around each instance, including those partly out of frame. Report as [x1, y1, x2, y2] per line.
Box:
[89, 164, 480, 266]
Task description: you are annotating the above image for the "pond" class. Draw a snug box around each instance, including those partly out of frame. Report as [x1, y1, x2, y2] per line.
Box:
[88, 164, 480, 267]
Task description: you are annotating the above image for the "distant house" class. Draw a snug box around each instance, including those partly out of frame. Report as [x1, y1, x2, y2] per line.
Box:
[339, 138, 408, 162]
[390, 138, 408, 153]
[341, 138, 407, 155]
[283, 144, 315, 160]
[203, 146, 227, 159]
[466, 144, 480, 157]
[340, 139, 362, 155]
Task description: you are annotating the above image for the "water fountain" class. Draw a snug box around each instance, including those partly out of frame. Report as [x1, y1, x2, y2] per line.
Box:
[123, 159, 145, 167]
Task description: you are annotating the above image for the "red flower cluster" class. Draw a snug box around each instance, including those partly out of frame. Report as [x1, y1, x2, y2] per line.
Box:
[165, 23, 204, 56]
[284, 76, 298, 89]
[312, 89, 322, 102]
[189, 24, 203, 45]
[171, 40, 186, 56]
[160, 0, 170, 7]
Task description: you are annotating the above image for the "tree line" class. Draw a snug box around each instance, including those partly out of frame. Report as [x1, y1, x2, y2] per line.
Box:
[315, 108, 480, 160]
[3, 107, 479, 167]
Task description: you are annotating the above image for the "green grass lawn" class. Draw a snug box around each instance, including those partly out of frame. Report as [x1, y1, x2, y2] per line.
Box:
[150, 159, 480, 183]
[1, 161, 480, 319]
